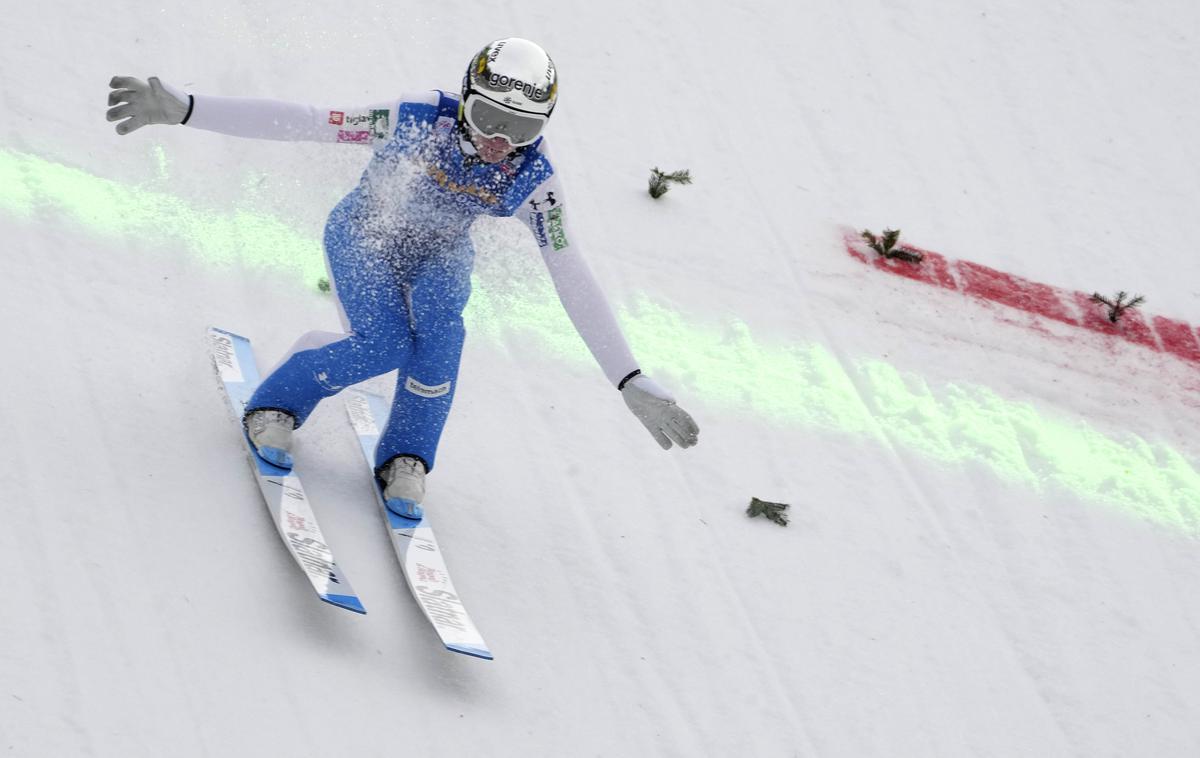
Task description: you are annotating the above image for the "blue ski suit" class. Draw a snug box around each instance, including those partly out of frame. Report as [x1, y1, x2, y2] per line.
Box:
[182, 89, 641, 474]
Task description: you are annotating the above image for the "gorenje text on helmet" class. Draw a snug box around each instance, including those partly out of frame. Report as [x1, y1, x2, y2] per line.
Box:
[485, 74, 548, 102]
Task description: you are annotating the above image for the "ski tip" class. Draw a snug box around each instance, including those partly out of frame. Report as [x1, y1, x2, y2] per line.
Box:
[446, 643, 493, 660]
[323, 594, 368, 615]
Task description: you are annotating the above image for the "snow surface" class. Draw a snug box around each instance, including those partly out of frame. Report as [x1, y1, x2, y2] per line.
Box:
[4, 1, 1200, 755]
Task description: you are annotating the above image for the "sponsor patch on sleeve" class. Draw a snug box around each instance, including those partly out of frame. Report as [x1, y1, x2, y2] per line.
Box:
[529, 211, 549, 248]
[547, 207, 569, 250]
[369, 109, 390, 139]
[341, 109, 390, 140]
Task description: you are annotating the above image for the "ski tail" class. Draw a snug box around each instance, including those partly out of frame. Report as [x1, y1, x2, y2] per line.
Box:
[345, 388, 492, 659]
[209, 327, 366, 615]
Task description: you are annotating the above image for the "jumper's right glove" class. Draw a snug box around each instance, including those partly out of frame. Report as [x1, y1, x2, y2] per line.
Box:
[107, 76, 189, 134]
[621, 373, 700, 450]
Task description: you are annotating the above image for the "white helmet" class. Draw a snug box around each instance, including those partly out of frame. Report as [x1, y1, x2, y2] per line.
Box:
[460, 38, 558, 147]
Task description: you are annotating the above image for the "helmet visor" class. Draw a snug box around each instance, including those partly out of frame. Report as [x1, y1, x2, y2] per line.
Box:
[463, 93, 548, 147]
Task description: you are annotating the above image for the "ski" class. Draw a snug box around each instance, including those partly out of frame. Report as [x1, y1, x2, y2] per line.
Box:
[344, 388, 493, 660]
[208, 327, 366, 615]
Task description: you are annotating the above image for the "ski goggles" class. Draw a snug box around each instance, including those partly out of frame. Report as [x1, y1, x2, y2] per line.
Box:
[462, 93, 548, 147]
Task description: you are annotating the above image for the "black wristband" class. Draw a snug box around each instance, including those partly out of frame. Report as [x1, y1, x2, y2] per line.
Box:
[618, 369, 642, 391]
[181, 94, 195, 125]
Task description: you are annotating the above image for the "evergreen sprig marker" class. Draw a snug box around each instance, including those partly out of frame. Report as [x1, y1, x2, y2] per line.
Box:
[1090, 291, 1145, 324]
[861, 228, 923, 263]
[649, 168, 692, 199]
[747, 497, 790, 527]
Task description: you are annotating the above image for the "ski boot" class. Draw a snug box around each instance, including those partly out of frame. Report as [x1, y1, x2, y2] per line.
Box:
[243, 408, 296, 469]
[380, 455, 426, 519]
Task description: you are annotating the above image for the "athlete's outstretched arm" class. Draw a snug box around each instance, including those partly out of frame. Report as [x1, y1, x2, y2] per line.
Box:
[107, 75, 431, 144]
[519, 163, 700, 450]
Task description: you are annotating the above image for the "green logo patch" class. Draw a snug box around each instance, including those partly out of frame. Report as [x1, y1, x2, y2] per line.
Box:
[547, 207, 568, 251]
[369, 109, 390, 139]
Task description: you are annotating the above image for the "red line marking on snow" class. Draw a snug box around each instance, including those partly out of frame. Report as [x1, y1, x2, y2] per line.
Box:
[956, 261, 1078, 326]
[843, 228, 1194, 363]
[1152, 316, 1200, 363]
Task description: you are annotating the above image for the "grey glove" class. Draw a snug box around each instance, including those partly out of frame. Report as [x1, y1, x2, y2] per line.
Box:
[621, 374, 700, 450]
[107, 76, 189, 135]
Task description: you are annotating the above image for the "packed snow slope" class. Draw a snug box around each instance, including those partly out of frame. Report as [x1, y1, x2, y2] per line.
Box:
[5, 1, 1200, 756]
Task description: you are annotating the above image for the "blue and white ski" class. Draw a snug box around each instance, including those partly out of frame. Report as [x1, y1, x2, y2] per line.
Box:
[345, 388, 492, 659]
[208, 327, 366, 615]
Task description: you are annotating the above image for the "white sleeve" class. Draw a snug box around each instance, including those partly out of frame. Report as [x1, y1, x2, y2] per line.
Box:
[519, 168, 640, 388]
[180, 90, 440, 144]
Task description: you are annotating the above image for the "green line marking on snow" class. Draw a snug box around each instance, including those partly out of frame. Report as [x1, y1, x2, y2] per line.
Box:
[612, 296, 1200, 536]
[0, 147, 325, 281]
[3, 146, 1198, 536]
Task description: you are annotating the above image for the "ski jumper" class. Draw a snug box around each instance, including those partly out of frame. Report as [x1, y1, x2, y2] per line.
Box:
[182, 89, 640, 473]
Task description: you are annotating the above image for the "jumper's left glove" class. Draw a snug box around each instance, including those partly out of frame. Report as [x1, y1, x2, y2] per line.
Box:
[107, 76, 189, 134]
[621, 374, 700, 450]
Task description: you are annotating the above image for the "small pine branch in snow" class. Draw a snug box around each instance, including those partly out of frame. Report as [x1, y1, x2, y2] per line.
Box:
[746, 497, 790, 527]
[1090, 291, 1145, 323]
[648, 168, 692, 199]
[861, 228, 923, 263]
